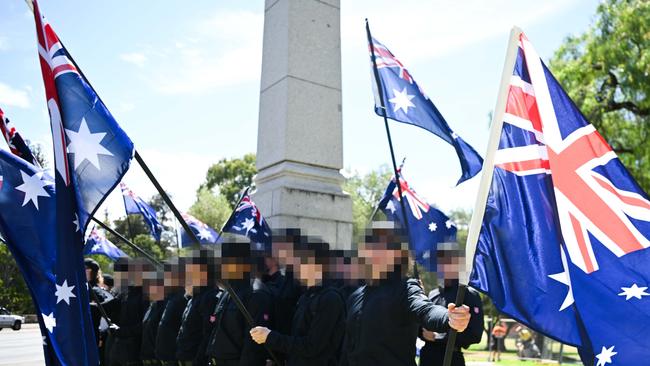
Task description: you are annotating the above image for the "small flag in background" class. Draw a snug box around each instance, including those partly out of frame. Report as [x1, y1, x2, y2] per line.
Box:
[222, 191, 272, 251]
[469, 32, 650, 364]
[83, 226, 128, 261]
[120, 182, 162, 241]
[180, 213, 220, 247]
[378, 173, 456, 271]
[367, 34, 483, 185]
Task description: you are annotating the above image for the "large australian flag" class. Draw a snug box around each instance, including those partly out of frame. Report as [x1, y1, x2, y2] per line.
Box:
[0, 150, 97, 365]
[120, 182, 162, 241]
[367, 30, 483, 185]
[84, 226, 128, 261]
[222, 190, 272, 251]
[180, 213, 221, 247]
[378, 173, 456, 271]
[469, 32, 650, 364]
[30, 1, 134, 364]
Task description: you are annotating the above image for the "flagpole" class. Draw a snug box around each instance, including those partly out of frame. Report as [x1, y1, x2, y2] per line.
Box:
[365, 20, 417, 278]
[91, 217, 163, 269]
[441, 26, 523, 366]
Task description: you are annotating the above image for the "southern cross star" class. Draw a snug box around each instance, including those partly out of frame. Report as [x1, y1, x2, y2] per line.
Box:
[15, 171, 51, 210]
[595, 345, 617, 366]
[55, 280, 76, 305]
[618, 283, 649, 300]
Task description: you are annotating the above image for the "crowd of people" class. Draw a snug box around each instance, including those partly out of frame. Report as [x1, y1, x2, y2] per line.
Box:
[83, 225, 482, 366]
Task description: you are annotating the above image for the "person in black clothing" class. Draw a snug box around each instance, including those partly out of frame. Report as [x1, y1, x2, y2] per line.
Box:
[205, 240, 274, 366]
[176, 248, 223, 366]
[103, 258, 151, 366]
[250, 240, 346, 366]
[141, 273, 167, 365]
[155, 258, 188, 366]
[418, 244, 484, 366]
[85, 257, 114, 363]
[340, 224, 471, 366]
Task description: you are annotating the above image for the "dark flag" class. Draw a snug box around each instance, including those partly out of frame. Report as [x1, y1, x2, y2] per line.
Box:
[83, 226, 128, 261]
[469, 32, 650, 364]
[378, 173, 456, 271]
[222, 191, 272, 251]
[0, 107, 40, 167]
[367, 35, 483, 184]
[31, 1, 134, 364]
[120, 182, 162, 241]
[180, 212, 220, 247]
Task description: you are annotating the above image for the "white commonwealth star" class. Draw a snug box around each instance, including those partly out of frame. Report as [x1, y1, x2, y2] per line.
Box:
[91, 243, 101, 252]
[65, 117, 114, 170]
[618, 283, 649, 300]
[548, 248, 574, 311]
[55, 280, 76, 305]
[388, 87, 415, 114]
[15, 171, 51, 210]
[241, 218, 255, 235]
[197, 227, 213, 241]
[386, 200, 397, 214]
[596, 345, 617, 366]
[428, 222, 437, 232]
[42, 312, 56, 333]
[445, 220, 454, 229]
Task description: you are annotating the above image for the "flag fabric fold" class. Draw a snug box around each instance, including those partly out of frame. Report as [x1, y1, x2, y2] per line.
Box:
[180, 213, 220, 247]
[0, 108, 40, 167]
[367, 34, 483, 184]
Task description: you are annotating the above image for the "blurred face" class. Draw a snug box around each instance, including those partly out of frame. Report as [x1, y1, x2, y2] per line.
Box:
[264, 257, 279, 275]
[436, 250, 465, 282]
[85, 268, 93, 282]
[358, 243, 404, 281]
[296, 254, 323, 287]
[164, 266, 182, 288]
[185, 263, 208, 289]
[144, 281, 165, 301]
[272, 241, 296, 269]
[220, 260, 251, 280]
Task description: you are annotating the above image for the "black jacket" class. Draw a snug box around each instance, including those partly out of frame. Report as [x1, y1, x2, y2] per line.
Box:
[205, 280, 274, 366]
[265, 285, 346, 366]
[418, 285, 484, 366]
[109, 286, 149, 363]
[176, 287, 224, 363]
[155, 289, 189, 361]
[141, 300, 166, 360]
[262, 271, 304, 337]
[340, 277, 450, 366]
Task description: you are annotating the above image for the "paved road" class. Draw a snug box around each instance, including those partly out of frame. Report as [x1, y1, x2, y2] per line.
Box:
[0, 323, 44, 366]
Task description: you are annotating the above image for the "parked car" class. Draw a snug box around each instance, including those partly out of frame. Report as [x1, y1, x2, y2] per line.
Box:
[0, 306, 25, 331]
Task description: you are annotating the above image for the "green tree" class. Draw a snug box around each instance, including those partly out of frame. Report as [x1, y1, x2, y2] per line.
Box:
[0, 243, 34, 314]
[189, 188, 231, 231]
[202, 153, 257, 208]
[550, 0, 650, 191]
[343, 166, 393, 240]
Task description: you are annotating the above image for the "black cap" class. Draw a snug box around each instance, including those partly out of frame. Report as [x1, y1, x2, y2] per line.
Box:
[84, 258, 100, 272]
[103, 273, 114, 287]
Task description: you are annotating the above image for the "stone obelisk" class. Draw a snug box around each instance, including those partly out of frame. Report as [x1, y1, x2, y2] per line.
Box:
[253, 0, 352, 249]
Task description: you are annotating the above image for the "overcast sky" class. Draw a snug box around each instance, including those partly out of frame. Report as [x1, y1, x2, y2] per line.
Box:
[0, 0, 599, 219]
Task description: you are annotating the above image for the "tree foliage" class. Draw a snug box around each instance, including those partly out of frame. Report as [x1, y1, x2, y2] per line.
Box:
[343, 166, 393, 240]
[550, 0, 650, 191]
[0, 243, 34, 314]
[202, 153, 257, 208]
[189, 187, 231, 231]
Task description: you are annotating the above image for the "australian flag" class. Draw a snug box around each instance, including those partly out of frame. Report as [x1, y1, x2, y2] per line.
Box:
[180, 213, 220, 247]
[0, 150, 97, 365]
[84, 226, 128, 261]
[120, 182, 162, 241]
[378, 173, 456, 271]
[367, 27, 483, 185]
[222, 190, 272, 251]
[0, 108, 40, 167]
[469, 32, 650, 364]
[30, 1, 134, 364]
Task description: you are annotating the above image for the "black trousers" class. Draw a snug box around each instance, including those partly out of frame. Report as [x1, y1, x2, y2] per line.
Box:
[419, 343, 465, 366]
